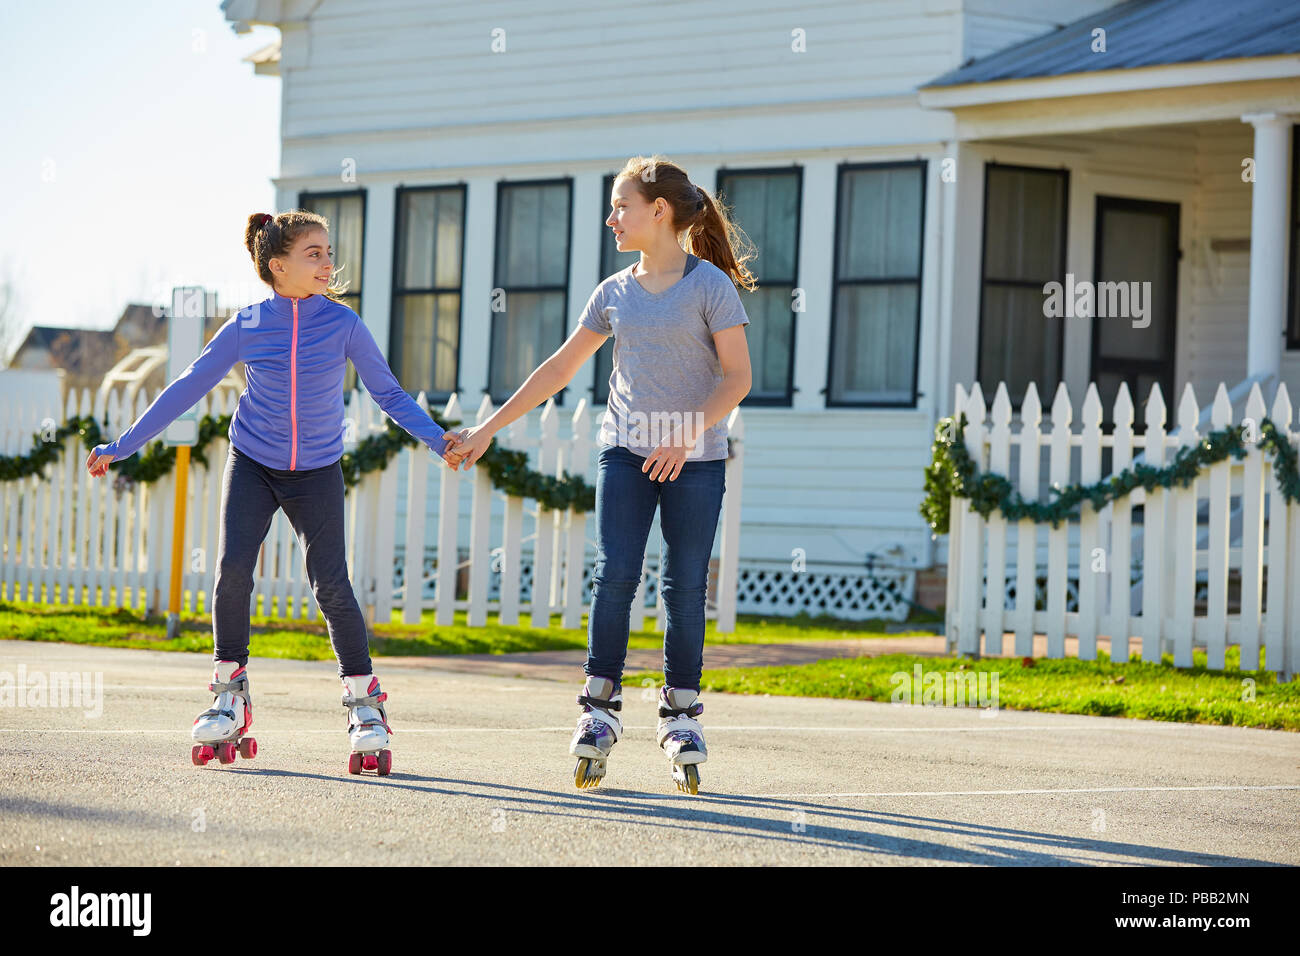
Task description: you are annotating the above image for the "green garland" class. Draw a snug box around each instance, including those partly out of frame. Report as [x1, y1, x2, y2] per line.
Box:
[1, 410, 599, 514]
[0, 414, 234, 485]
[340, 416, 597, 512]
[921, 413, 1300, 535]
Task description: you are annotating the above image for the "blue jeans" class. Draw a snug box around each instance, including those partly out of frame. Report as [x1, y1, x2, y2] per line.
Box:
[213, 445, 372, 678]
[585, 443, 727, 690]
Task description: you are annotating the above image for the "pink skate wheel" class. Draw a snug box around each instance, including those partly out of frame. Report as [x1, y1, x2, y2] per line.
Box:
[362, 754, 378, 772]
[239, 737, 257, 760]
[217, 742, 237, 764]
[376, 750, 392, 776]
[191, 745, 206, 766]
[348, 752, 362, 775]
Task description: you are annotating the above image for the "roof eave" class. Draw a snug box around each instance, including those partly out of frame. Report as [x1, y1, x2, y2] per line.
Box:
[919, 54, 1300, 109]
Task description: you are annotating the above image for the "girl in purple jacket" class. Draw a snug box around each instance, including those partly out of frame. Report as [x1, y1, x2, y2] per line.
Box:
[85, 210, 463, 774]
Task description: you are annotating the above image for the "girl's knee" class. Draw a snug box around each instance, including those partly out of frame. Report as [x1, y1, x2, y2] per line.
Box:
[313, 573, 358, 610]
[213, 560, 254, 594]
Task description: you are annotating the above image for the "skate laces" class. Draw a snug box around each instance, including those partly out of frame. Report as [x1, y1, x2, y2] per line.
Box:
[659, 691, 702, 746]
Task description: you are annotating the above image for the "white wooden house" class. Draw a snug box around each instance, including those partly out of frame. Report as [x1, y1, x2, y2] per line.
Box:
[219, 0, 1300, 625]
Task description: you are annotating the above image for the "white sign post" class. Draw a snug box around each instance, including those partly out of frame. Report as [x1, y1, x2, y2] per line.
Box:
[164, 287, 206, 638]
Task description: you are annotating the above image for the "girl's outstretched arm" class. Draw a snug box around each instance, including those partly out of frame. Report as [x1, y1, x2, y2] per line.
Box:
[345, 314, 460, 461]
[92, 313, 242, 464]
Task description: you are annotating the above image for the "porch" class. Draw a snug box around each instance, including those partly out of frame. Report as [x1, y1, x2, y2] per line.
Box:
[919, 5, 1300, 675]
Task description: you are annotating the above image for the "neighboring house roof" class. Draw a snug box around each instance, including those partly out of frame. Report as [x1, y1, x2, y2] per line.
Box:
[925, 0, 1300, 88]
[7, 306, 233, 395]
[113, 304, 168, 349]
[10, 325, 121, 380]
[12, 325, 63, 355]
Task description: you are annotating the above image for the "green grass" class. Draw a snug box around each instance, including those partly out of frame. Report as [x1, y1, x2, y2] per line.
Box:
[0, 594, 931, 661]
[627, 648, 1300, 731]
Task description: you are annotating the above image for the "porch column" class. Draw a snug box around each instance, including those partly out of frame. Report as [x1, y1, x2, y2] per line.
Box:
[1243, 112, 1294, 380]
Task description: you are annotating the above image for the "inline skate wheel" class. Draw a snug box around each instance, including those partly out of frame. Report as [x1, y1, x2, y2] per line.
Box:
[376, 750, 392, 776]
[238, 737, 257, 760]
[574, 757, 603, 789]
[217, 742, 237, 764]
[348, 752, 362, 775]
[675, 765, 699, 795]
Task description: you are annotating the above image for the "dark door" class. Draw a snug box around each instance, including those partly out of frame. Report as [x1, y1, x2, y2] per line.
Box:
[1091, 196, 1180, 430]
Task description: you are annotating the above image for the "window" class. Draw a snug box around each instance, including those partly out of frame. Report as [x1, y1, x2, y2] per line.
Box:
[490, 178, 572, 405]
[828, 161, 926, 406]
[1288, 124, 1300, 349]
[390, 184, 466, 398]
[592, 173, 639, 405]
[299, 189, 365, 390]
[717, 166, 801, 405]
[977, 164, 1068, 407]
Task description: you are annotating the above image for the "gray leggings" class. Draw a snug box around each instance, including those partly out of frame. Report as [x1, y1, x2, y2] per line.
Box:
[212, 445, 372, 677]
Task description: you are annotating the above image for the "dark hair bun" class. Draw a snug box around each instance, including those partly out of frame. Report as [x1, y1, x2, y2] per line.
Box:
[244, 213, 275, 260]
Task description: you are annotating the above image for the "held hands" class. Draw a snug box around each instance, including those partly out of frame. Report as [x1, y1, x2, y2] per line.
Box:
[441, 425, 493, 471]
[642, 426, 697, 482]
[85, 446, 115, 478]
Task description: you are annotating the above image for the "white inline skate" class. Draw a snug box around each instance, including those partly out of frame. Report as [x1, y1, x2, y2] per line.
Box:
[569, 676, 623, 789]
[342, 673, 392, 775]
[191, 660, 256, 766]
[657, 686, 707, 794]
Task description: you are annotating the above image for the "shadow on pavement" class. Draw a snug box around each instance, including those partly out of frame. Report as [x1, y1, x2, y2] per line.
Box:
[164, 768, 1282, 866]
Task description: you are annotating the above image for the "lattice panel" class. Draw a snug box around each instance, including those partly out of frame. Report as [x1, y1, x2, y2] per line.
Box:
[734, 566, 913, 621]
[391, 552, 907, 620]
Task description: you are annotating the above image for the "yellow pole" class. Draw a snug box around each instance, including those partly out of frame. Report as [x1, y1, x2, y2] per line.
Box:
[168, 445, 190, 619]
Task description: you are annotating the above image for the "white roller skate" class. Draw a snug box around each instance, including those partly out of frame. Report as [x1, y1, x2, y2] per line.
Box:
[569, 676, 623, 789]
[191, 660, 256, 767]
[657, 686, 707, 795]
[342, 673, 392, 776]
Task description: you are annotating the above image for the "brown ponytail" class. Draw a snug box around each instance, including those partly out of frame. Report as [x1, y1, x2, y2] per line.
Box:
[614, 154, 757, 292]
[244, 210, 351, 300]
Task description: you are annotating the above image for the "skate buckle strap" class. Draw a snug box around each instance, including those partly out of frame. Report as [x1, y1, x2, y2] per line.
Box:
[209, 677, 247, 695]
[199, 707, 236, 722]
[350, 720, 393, 736]
[346, 699, 393, 736]
[576, 694, 622, 711]
[658, 701, 703, 719]
[345, 723, 390, 738]
[342, 691, 387, 708]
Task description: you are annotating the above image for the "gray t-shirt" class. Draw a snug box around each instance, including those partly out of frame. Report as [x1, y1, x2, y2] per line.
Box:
[577, 254, 750, 461]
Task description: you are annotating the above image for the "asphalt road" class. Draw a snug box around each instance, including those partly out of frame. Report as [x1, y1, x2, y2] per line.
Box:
[1, 641, 1297, 866]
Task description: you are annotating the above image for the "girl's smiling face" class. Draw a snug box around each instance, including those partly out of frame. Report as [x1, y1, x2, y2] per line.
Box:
[269, 226, 333, 297]
[606, 178, 664, 252]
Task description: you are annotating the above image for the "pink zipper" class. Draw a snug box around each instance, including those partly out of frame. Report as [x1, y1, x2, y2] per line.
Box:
[289, 296, 300, 470]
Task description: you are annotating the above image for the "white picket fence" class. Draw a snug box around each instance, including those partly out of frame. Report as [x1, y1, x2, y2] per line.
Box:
[0, 386, 745, 634]
[946, 379, 1300, 679]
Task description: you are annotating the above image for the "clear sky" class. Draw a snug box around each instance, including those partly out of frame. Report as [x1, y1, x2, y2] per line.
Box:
[0, 1, 281, 360]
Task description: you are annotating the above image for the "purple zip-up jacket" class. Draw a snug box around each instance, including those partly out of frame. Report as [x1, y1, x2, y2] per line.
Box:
[94, 290, 454, 470]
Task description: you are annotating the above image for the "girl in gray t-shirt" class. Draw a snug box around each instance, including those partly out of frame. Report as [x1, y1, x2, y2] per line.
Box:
[567, 156, 757, 795]
[446, 154, 757, 794]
